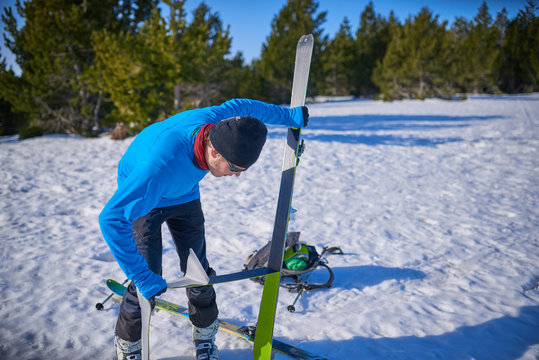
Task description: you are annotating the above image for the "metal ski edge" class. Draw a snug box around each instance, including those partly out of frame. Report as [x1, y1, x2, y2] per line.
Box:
[104, 279, 327, 360]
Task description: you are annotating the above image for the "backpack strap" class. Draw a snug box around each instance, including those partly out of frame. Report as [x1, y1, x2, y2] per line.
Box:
[305, 262, 334, 290]
[322, 246, 344, 256]
[281, 262, 335, 292]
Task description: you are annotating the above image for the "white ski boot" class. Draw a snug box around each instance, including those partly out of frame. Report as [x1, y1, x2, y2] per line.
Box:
[193, 319, 219, 360]
[115, 335, 141, 360]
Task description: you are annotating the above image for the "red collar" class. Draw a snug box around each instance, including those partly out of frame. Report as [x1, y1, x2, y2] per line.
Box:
[194, 123, 214, 170]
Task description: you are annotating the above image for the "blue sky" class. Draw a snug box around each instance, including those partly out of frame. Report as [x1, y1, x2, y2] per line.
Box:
[0, 0, 529, 73]
[182, 0, 528, 62]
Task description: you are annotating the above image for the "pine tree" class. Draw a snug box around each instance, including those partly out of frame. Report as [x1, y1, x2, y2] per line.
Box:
[179, 2, 232, 107]
[92, 1, 186, 130]
[472, 2, 499, 92]
[354, 2, 394, 96]
[449, 16, 472, 93]
[92, 0, 232, 131]
[373, 7, 455, 100]
[0, 57, 24, 135]
[0, 0, 157, 136]
[497, 0, 538, 92]
[255, 0, 327, 104]
[321, 17, 356, 96]
[92, 15, 164, 130]
[0, 43, 29, 135]
[452, 2, 499, 93]
[219, 52, 251, 101]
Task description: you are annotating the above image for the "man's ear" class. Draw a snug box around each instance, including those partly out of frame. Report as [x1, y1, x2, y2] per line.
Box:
[210, 147, 220, 159]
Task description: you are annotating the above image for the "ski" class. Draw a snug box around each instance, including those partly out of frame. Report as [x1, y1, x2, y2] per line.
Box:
[105, 279, 327, 360]
[253, 34, 314, 360]
[136, 249, 277, 359]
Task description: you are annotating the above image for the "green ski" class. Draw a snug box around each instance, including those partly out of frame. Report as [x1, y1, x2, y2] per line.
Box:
[253, 34, 314, 360]
[105, 279, 327, 360]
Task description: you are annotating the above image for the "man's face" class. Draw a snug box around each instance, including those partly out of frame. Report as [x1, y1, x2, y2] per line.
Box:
[208, 153, 246, 178]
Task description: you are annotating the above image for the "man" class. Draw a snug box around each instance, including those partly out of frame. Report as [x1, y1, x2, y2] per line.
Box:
[99, 98, 308, 360]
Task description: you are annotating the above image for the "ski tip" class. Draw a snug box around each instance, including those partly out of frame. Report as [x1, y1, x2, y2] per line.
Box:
[167, 248, 210, 288]
[299, 34, 314, 44]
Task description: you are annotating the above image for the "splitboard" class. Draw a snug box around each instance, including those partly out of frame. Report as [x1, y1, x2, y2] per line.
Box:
[253, 34, 314, 360]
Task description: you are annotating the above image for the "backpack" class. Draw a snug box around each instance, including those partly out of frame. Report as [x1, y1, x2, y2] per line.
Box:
[243, 232, 343, 312]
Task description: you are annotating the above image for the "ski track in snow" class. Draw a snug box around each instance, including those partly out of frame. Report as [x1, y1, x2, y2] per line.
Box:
[0, 94, 538, 359]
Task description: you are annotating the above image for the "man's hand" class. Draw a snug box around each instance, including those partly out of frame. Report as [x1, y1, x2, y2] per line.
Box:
[302, 106, 309, 127]
[290, 105, 309, 129]
[135, 271, 168, 299]
[154, 285, 167, 297]
[148, 285, 167, 309]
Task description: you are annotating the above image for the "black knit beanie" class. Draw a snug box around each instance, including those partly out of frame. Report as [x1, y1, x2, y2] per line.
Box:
[209, 116, 268, 169]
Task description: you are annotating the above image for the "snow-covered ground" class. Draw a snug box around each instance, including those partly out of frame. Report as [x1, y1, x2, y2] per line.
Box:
[1, 94, 538, 359]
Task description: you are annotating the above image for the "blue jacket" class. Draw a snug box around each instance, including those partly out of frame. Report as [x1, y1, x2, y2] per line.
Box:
[99, 99, 304, 298]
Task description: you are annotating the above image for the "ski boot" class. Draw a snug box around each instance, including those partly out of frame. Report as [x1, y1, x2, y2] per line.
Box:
[115, 335, 141, 360]
[193, 319, 219, 360]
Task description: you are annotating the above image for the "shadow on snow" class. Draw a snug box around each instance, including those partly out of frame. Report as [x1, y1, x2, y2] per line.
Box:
[328, 265, 427, 290]
[298, 305, 539, 360]
[278, 264, 538, 359]
[267, 114, 504, 146]
[306, 114, 502, 132]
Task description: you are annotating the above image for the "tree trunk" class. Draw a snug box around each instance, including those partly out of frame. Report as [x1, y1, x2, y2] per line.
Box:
[92, 90, 103, 135]
[174, 84, 181, 111]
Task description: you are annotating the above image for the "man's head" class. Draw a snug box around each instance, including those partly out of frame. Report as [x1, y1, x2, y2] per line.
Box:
[207, 116, 268, 177]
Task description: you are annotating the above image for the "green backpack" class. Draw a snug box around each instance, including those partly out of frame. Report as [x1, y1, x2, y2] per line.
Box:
[243, 232, 343, 312]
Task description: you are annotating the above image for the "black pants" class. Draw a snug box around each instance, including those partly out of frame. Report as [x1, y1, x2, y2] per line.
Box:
[115, 199, 218, 341]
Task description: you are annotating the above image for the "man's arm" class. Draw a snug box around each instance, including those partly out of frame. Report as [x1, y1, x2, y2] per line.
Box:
[210, 98, 307, 128]
[99, 164, 168, 299]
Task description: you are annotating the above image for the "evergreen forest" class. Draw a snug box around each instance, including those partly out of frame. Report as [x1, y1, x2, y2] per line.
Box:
[1, 0, 537, 138]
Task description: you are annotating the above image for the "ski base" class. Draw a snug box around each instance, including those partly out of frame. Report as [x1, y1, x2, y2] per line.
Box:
[106, 279, 327, 360]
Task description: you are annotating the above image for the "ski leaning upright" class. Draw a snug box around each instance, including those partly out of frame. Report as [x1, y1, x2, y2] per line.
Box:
[253, 34, 314, 360]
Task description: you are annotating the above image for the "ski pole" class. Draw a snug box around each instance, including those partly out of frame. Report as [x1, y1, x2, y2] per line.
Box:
[95, 279, 129, 310]
[287, 284, 305, 313]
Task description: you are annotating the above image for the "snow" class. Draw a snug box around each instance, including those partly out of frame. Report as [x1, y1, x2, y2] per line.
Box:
[1, 94, 538, 359]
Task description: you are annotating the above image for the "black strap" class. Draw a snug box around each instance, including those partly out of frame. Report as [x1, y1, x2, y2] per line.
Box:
[281, 262, 334, 292]
[238, 325, 257, 338]
[304, 263, 334, 290]
[324, 246, 344, 255]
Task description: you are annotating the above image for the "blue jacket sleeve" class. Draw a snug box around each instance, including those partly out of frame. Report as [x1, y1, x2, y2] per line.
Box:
[99, 163, 168, 298]
[211, 98, 304, 128]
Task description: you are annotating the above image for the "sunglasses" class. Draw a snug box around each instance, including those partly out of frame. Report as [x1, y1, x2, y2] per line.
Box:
[227, 161, 246, 173]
